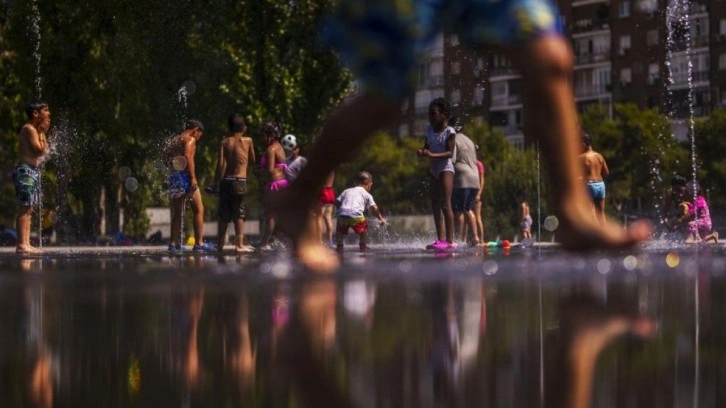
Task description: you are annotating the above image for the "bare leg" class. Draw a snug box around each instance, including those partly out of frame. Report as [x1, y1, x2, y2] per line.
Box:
[217, 220, 228, 250]
[512, 36, 651, 250]
[272, 92, 402, 272]
[430, 176, 445, 242]
[170, 198, 185, 246]
[322, 205, 335, 243]
[440, 172, 455, 244]
[465, 210, 480, 244]
[551, 296, 655, 408]
[359, 230, 368, 251]
[474, 200, 484, 241]
[16, 206, 41, 254]
[189, 190, 205, 245]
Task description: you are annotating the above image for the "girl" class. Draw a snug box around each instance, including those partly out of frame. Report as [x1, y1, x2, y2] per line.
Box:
[418, 98, 456, 250]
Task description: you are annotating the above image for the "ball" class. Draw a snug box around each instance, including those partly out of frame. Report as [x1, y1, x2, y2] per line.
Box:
[281, 134, 297, 151]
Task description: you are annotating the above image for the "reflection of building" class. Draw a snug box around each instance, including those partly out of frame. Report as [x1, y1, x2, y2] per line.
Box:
[393, 0, 724, 144]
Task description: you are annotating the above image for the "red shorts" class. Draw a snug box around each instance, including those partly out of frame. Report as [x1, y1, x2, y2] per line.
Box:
[320, 186, 335, 205]
[336, 217, 367, 235]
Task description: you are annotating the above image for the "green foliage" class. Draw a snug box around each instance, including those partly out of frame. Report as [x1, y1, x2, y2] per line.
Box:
[0, 0, 349, 240]
[695, 110, 726, 206]
[581, 103, 689, 217]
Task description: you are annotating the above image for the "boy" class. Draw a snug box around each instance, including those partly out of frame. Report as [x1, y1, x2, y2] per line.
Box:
[163, 119, 215, 252]
[15, 101, 51, 255]
[580, 131, 609, 226]
[274, 0, 651, 273]
[208, 114, 256, 253]
[335, 171, 386, 252]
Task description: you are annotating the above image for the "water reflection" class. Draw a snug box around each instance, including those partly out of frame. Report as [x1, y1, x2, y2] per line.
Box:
[0, 254, 722, 407]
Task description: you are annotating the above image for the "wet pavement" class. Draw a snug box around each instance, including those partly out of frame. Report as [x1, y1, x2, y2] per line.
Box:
[1, 244, 725, 407]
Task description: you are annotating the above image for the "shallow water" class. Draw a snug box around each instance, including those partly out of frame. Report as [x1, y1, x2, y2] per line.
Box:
[1, 245, 725, 407]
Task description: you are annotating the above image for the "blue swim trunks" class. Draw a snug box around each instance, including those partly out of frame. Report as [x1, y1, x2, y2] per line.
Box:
[323, 0, 563, 99]
[168, 171, 193, 199]
[587, 181, 606, 201]
[13, 163, 40, 207]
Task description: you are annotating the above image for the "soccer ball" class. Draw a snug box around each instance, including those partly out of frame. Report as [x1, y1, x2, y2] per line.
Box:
[281, 134, 297, 151]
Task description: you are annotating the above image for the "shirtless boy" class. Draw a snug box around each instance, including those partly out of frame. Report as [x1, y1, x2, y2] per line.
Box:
[15, 101, 51, 255]
[209, 114, 256, 253]
[163, 119, 214, 252]
[580, 131, 609, 226]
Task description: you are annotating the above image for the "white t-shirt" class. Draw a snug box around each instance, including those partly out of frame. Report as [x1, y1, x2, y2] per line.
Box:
[336, 186, 376, 218]
[284, 155, 308, 181]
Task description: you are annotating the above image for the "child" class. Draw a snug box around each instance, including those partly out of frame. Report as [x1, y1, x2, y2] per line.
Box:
[686, 182, 718, 243]
[335, 171, 386, 252]
[418, 98, 456, 250]
[15, 101, 51, 255]
[518, 190, 533, 240]
[580, 131, 610, 226]
[273, 0, 652, 273]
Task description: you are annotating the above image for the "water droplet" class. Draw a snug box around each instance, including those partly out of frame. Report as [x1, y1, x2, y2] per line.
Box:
[623, 255, 638, 271]
[124, 177, 139, 192]
[172, 156, 188, 171]
[118, 166, 132, 181]
[482, 260, 498, 275]
[665, 252, 680, 268]
[543, 215, 559, 232]
[597, 259, 612, 274]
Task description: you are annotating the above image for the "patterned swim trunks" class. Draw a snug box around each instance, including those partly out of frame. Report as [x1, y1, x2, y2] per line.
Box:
[13, 163, 40, 207]
[168, 171, 193, 199]
[323, 0, 562, 99]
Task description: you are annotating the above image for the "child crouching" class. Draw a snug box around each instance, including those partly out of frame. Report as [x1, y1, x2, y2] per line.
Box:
[335, 171, 386, 252]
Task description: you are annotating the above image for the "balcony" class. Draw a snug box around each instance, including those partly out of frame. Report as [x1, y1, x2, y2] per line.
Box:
[570, 19, 610, 35]
[574, 84, 611, 98]
[489, 66, 518, 78]
[575, 51, 611, 65]
[669, 35, 710, 52]
[491, 94, 523, 107]
[669, 71, 709, 86]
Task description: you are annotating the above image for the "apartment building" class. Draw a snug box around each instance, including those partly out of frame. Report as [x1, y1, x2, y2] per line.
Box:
[394, 0, 726, 145]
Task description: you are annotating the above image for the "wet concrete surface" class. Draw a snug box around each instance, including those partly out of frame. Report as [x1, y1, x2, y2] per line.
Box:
[1, 243, 725, 407]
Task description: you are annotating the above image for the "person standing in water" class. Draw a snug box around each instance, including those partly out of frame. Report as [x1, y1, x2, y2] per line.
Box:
[208, 114, 256, 253]
[163, 119, 215, 252]
[419, 97, 457, 250]
[259, 121, 289, 251]
[579, 131, 609, 226]
[15, 101, 51, 255]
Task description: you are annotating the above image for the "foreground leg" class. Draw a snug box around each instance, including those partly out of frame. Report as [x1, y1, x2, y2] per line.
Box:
[16, 206, 41, 254]
[273, 92, 402, 272]
[514, 37, 651, 250]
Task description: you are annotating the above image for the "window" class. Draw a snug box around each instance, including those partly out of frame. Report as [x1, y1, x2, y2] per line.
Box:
[472, 86, 485, 106]
[720, 19, 726, 35]
[720, 54, 726, 70]
[646, 30, 658, 46]
[492, 82, 507, 98]
[450, 89, 461, 105]
[620, 68, 632, 85]
[619, 1, 630, 17]
[619, 35, 631, 54]
[648, 63, 660, 84]
[451, 61, 460, 75]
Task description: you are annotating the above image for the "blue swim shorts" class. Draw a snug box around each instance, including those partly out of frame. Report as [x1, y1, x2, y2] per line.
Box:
[13, 163, 40, 207]
[323, 0, 563, 99]
[587, 181, 606, 201]
[452, 188, 478, 212]
[168, 171, 193, 199]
